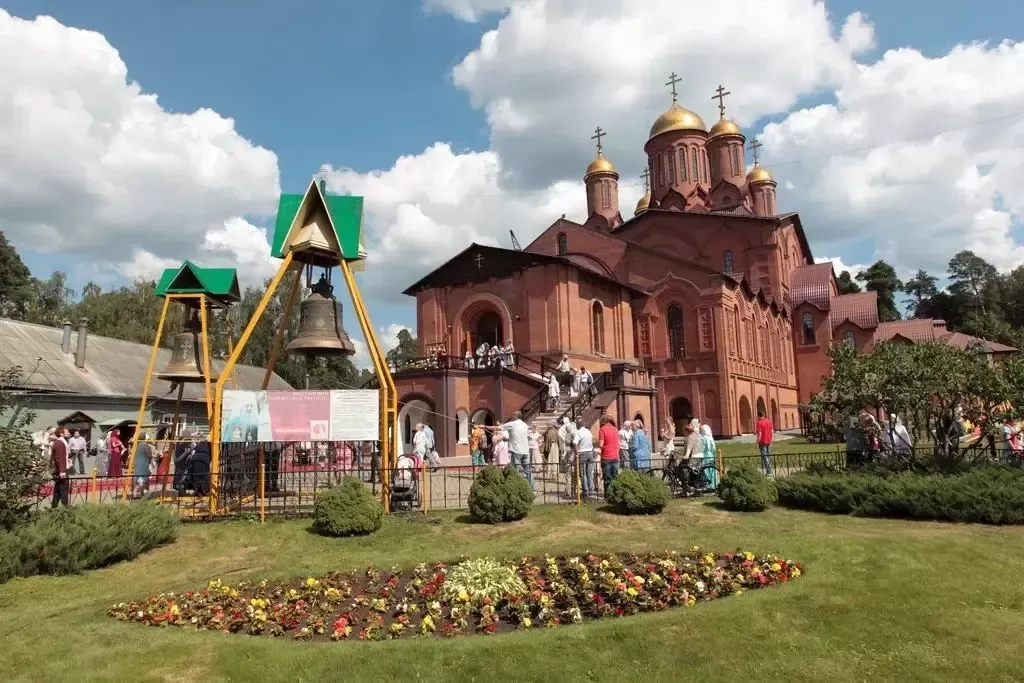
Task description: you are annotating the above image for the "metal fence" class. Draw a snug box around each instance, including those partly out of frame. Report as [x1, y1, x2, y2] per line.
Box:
[32, 445, 850, 519]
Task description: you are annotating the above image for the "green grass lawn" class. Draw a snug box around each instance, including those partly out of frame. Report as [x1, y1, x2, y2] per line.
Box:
[716, 436, 842, 458]
[4, 502, 1024, 682]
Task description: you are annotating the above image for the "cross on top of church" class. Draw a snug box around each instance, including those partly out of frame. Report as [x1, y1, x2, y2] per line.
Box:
[591, 126, 606, 155]
[474, 252, 484, 269]
[641, 167, 650, 192]
[748, 137, 763, 165]
[665, 72, 682, 103]
[711, 84, 731, 118]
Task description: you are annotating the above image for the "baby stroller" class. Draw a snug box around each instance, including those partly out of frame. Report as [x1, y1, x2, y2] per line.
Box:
[390, 453, 420, 511]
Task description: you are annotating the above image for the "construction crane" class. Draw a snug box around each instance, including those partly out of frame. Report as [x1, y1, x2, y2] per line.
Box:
[509, 229, 522, 251]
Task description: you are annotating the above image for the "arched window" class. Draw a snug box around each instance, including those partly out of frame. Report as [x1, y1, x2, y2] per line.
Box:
[723, 250, 734, 273]
[556, 232, 567, 256]
[691, 148, 699, 182]
[678, 148, 688, 182]
[730, 145, 740, 176]
[667, 304, 684, 359]
[592, 302, 605, 354]
[701, 150, 708, 184]
[666, 151, 676, 185]
[403, 414, 412, 445]
[843, 330, 856, 347]
[802, 313, 816, 345]
[601, 182, 611, 209]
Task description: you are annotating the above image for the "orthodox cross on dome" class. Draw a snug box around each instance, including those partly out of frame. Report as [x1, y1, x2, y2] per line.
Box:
[474, 252, 484, 269]
[665, 72, 682, 103]
[748, 137, 763, 165]
[711, 84, 731, 118]
[641, 167, 650, 192]
[591, 126, 606, 155]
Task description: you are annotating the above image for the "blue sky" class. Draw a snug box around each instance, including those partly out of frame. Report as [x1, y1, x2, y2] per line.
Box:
[4, 0, 1024, 338]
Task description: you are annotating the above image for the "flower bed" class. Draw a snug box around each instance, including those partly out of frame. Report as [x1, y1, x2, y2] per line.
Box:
[108, 550, 803, 641]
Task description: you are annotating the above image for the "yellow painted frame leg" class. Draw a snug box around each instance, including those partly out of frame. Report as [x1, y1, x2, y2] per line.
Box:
[199, 294, 214, 424]
[210, 251, 296, 514]
[262, 271, 302, 391]
[339, 257, 397, 513]
[125, 293, 172, 500]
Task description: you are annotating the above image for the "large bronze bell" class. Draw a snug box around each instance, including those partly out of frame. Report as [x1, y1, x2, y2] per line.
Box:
[158, 312, 213, 383]
[286, 274, 356, 357]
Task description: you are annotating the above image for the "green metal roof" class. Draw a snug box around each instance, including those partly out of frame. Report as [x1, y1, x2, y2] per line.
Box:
[271, 179, 365, 262]
[154, 261, 241, 303]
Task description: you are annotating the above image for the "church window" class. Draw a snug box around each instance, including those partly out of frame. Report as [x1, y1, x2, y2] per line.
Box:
[601, 181, 611, 209]
[666, 151, 676, 185]
[592, 302, 605, 354]
[556, 232, 567, 256]
[701, 150, 709, 184]
[843, 330, 856, 347]
[801, 313, 816, 345]
[731, 145, 740, 176]
[678, 148, 688, 182]
[691, 148, 699, 183]
[723, 250, 734, 273]
[667, 304, 684, 359]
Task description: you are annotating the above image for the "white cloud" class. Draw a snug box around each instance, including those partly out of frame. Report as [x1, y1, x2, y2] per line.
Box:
[351, 323, 410, 369]
[423, 0, 510, 21]
[814, 256, 868, 278]
[0, 10, 280, 281]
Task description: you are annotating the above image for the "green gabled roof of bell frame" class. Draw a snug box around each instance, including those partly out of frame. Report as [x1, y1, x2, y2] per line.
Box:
[154, 260, 241, 303]
[271, 179, 364, 262]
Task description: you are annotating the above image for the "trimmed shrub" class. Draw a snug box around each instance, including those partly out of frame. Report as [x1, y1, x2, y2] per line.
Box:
[776, 466, 1024, 524]
[467, 466, 533, 524]
[312, 477, 383, 537]
[0, 503, 178, 583]
[718, 464, 777, 512]
[605, 469, 669, 515]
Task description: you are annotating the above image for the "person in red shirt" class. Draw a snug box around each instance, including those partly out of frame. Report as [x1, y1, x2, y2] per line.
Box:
[755, 411, 774, 475]
[597, 416, 620, 493]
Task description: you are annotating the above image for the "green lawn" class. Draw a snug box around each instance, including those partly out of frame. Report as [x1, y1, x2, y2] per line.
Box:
[3, 503, 1024, 682]
[716, 436, 842, 458]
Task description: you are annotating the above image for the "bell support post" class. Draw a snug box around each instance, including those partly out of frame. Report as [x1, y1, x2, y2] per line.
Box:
[210, 250, 296, 514]
[261, 270, 302, 391]
[198, 294, 213, 421]
[339, 257, 396, 512]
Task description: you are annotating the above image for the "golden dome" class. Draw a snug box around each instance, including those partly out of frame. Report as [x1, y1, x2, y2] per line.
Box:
[709, 116, 742, 139]
[585, 153, 617, 177]
[746, 164, 774, 184]
[634, 192, 651, 216]
[648, 102, 707, 139]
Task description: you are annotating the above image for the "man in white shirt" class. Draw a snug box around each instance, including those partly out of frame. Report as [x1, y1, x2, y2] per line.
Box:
[496, 411, 533, 492]
[572, 417, 595, 499]
[422, 423, 441, 470]
[547, 373, 560, 411]
[68, 430, 88, 475]
[618, 421, 633, 469]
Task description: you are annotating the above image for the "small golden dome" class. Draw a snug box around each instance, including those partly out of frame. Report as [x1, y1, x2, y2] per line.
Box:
[585, 153, 616, 177]
[746, 164, 774, 184]
[634, 192, 651, 216]
[709, 117, 742, 139]
[648, 102, 707, 139]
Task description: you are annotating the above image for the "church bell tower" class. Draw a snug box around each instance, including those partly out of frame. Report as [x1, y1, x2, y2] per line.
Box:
[583, 126, 622, 230]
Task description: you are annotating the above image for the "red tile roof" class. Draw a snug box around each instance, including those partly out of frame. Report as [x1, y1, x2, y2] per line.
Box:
[941, 331, 1018, 354]
[874, 319, 948, 343]
[790, 263, 833, 310]
[830, 291, 878, 329]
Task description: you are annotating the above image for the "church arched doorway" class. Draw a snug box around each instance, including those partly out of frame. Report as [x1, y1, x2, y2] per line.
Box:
[669, 396, 693, 435]
[398, 397, 434, 451]
[471, 408, 496, 449]
[756, 396, 767, 420]
[472, 311, 503, 351]
[738, 396, 753, 434]
[770, 399, 780, 428]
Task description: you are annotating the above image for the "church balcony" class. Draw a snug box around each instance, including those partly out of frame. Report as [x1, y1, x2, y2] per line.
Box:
[386, 352, 554, 380]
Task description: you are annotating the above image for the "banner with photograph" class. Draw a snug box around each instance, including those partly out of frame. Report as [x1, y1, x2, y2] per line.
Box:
[220, 389, 379, 443]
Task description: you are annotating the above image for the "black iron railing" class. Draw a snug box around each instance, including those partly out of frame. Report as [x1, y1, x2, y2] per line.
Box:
[560, 373, 609, 423]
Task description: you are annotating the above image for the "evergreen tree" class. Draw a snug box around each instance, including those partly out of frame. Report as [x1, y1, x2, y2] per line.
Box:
[856, 260, 903, 322]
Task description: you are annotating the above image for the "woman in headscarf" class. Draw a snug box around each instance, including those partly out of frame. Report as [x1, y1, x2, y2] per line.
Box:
[891, 415, 913, 456]
[132, 433, 153, 498]
[699, 424, 718, 489]
[107, 429, 125, 477]
[629, 422, 652, 471]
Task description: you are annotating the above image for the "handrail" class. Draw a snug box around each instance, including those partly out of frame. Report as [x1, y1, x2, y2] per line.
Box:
[559, 372, 609, 424]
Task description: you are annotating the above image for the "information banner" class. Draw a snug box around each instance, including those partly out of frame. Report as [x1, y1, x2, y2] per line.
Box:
[220, 389, 379, 443]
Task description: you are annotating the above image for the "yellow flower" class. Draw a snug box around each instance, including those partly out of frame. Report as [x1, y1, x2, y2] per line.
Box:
[457, 590, 470, 602]
[305, 577, 320, 588]
[521, 617, 532, 628]
[626, 587, 638, 597]
[634, 576, 646, 585]
[791, 567, 801, 577]
[169, 604, 180, 616]
[744, 552, 754, 561]
[770, 563, 782, 572]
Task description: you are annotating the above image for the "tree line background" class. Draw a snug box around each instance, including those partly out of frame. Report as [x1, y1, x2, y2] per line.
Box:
[0, 232, 420, 391]
[838, 250, 1024, 348]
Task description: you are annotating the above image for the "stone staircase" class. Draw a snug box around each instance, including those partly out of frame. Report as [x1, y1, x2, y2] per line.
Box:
[525, 386, 577, 432]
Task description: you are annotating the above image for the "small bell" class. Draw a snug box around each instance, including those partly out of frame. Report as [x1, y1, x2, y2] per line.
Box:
[158, 311, 213, 383]
[287, 274, 356, 357]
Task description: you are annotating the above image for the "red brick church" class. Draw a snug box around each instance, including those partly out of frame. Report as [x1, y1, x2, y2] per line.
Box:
[387, 79, 1008, 458]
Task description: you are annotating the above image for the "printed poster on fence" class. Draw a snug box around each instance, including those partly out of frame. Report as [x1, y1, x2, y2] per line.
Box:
[220, 389, 379, 443]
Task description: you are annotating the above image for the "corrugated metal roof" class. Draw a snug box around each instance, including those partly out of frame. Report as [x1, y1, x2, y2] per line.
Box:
[0, 318, 292, 399]
[790, 263, 833, 310]
[831, 292, 878, 329]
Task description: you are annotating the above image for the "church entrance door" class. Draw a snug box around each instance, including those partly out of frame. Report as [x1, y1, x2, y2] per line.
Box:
[473, 311, 503, 351]
[770, 399, 780, 429]
[738, 396, 753, 433]
[669, 397, 693, 435]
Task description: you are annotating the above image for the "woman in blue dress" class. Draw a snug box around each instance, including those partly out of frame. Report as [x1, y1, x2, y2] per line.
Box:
[629, 423, 653, 472]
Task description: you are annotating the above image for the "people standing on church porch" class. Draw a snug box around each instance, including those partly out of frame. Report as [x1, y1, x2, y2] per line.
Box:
[756, 411, 774, 475]
[556, 354, 571, 387]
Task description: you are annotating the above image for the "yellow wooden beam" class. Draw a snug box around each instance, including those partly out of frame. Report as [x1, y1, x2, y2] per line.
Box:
[262, 268, 302, 390]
